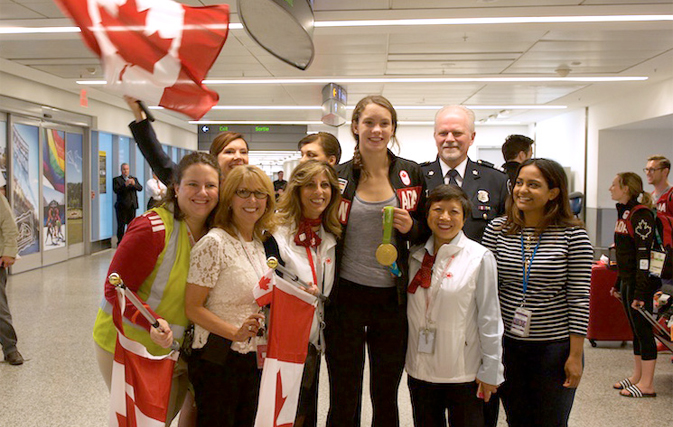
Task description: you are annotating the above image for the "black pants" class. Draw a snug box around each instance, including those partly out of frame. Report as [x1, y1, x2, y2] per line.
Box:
[115, 206, 135, 243]
[408, 377, 484, 427]
[188, 350, 261, 427]
[324, 279, 407, 427]
[500, 337, 577, 427]
[619, 278, 657, 360]
[295, 343, 320, 427]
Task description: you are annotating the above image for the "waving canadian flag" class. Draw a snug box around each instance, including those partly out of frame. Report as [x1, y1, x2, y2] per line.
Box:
[54, 0, 229, 120]
[254, 269, 317, 427]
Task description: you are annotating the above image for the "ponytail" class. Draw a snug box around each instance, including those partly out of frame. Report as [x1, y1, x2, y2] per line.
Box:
[353, 144, 364, 171]
[640, 191, 654, 209]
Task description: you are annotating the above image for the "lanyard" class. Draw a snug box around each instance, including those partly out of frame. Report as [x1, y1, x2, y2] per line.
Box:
[238, 233, 264, 281]
[520, 231, 542, 298]
[424, 254, 455, 327]
[304, 246, 323, 293]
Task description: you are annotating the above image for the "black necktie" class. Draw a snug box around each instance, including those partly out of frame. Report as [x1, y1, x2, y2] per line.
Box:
[447, 169, 459, 187]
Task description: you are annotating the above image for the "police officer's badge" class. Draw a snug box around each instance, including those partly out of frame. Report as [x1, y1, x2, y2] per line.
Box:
[477, 190, 490, 203]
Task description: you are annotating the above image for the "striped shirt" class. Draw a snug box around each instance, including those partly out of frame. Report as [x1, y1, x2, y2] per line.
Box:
[482, 217, 593, 341]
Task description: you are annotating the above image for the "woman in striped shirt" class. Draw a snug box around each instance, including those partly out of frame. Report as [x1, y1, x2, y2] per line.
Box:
[482, 158, 593, 427]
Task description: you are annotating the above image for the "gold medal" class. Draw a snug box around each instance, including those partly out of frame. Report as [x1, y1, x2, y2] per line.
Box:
[376, 206, 398, 266]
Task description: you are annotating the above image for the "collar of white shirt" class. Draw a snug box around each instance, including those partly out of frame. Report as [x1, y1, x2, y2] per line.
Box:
[439, 157, 468, 186]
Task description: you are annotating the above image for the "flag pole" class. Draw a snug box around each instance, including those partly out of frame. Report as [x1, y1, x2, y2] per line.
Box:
[109, 273, 180, 351]
[267, 257, 327, 302]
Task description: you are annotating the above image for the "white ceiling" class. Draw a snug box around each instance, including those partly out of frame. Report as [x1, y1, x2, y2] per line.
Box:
[0, 0, 672, 126]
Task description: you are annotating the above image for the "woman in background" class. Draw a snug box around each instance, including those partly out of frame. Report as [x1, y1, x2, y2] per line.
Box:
[273, 160, 342, 426]
[325, 95, 427, 426]
[185, 165, 276, 427]
[609, 172, 658, 398]
[93, 152, 221, 426]
[482, 158, 592, 427]
[297, 132, 342, 166]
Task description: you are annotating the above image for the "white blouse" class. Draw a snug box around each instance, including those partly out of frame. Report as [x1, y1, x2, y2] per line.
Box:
[406, 231, 505, 386]
[187, 228, 266, 354]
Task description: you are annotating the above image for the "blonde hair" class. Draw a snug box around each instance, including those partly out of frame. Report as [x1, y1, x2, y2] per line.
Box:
[617, 172, 654, 208]
[276, 161, 342, 239]
[214, 165, 276, 240]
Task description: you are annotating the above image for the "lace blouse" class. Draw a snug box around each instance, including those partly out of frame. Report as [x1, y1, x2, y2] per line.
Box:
[187, 228, 266, 354]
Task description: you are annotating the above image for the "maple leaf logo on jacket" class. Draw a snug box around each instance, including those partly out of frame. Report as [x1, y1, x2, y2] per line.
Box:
[635, 220, 652, 239]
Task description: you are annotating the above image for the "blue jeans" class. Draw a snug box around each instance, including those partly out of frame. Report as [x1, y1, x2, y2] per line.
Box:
[0, 268, 18, 356]
[500, 337, 578, 427]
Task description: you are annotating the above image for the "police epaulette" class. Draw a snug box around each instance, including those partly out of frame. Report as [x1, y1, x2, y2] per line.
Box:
[476, 159, 504, 173]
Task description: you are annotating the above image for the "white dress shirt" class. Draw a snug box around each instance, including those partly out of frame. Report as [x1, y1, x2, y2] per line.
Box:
[439, 157, 468, 187]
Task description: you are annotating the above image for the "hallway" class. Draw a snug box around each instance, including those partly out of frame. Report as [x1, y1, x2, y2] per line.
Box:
[0, 251, 671, 426]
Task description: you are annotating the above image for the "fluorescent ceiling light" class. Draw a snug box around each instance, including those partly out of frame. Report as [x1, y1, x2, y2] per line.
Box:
[190, 120, 325, 125]
[315, 15, 673, 28]
[0, 23, 243, 34]
[202, 77, 647, 84]
[2, 15, 670, 34]
[154, 104, 565, 111]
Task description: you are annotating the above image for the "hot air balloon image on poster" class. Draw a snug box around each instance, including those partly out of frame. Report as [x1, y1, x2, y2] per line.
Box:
[43, 128, 66, 249]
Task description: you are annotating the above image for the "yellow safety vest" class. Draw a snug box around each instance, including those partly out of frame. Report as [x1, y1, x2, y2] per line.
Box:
[93, 207, 191, 356]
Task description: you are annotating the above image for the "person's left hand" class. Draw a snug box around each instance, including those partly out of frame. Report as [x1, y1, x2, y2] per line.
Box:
[631, 299, 645, 309]
[476, 379, 498, 403]
[127, 178, 136, 186]
[149, 318, 174, 349]
[563, 355, 583, 388]
[391, 207, 413, 234]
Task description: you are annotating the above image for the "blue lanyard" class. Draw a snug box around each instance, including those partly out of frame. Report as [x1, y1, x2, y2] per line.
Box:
[520, 232, 542, 296]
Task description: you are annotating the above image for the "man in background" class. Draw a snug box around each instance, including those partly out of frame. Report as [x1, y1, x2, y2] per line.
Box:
[501, 134, 534, 186]
[273, 170, 287, 200]
[645, 155, 673, 214]
[0, 192, 22, 365]
[113, 163, 142, 244]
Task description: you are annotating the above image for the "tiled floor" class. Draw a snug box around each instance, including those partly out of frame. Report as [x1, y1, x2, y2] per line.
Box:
[0, 250, 671, 426]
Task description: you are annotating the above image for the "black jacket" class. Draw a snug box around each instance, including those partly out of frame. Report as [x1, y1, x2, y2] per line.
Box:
[421, 157, 508, 242]
[129, 119, 177, 185]
[113, 175, 142, 210]
[334, 151, 429, 306]
[614, 199, 658, 301]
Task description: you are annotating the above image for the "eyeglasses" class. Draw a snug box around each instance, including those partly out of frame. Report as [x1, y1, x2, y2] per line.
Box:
[235, 189, 268, 199]
[643, 167, 665, 173]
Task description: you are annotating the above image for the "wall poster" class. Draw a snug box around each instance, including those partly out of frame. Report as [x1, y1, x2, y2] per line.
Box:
[43, 128, 66, 250]
[12, 123, 40, 256]
[66, 133, 84, 245]
[99, 151, 107, 194]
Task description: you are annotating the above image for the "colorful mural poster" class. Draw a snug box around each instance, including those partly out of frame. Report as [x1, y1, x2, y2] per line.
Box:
[66, 134, 83, 245]
[99, 151, 107, 194]
[12, 123, 40, 256]
[43, 128, 66, 250]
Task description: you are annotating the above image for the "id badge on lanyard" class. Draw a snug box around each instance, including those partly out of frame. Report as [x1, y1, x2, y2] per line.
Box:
[512, 233, 541, 338]
[417, 255, 454, 354]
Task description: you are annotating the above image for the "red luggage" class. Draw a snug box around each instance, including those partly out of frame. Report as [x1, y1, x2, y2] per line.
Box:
[586, 263, 633, 346]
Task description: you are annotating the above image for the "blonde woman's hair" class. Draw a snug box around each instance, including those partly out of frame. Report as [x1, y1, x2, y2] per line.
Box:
[617, 172, 654, 208]
[276, 160, 342, 239]
[214, 165, 276, 240]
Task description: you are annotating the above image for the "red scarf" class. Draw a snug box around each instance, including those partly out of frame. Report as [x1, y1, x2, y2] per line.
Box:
[408, 251, 435, 294]
[294, 217, 322, 248]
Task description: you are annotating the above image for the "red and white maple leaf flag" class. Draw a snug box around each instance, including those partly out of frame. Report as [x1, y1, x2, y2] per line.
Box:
[53, 0, 229, 120]
[253, 269, 318, 427]
[110, 286, 178, 427]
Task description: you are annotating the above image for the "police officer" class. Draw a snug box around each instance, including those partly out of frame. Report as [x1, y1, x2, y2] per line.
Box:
[422, 105, 508, 243]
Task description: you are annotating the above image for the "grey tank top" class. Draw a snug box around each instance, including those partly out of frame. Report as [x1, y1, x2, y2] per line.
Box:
[340, 194, 398, 288]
